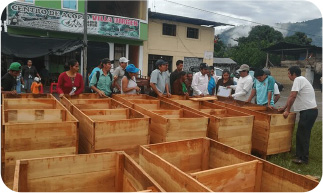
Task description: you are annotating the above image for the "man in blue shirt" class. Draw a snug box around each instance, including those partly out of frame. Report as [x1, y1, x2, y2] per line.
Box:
[88, 59, 103, 86]
[246, 69, 275, 109]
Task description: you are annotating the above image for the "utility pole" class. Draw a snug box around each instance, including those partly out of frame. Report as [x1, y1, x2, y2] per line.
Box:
[83, 0, 88, 84]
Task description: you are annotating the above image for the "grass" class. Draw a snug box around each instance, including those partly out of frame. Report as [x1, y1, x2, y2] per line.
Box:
[267, 121, 322, 181]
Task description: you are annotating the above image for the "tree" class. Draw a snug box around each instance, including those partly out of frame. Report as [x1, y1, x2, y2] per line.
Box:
[214, 37, 226, 57]
[284, 32, 312, 45]
[224, 25, 283, 68]
[238, 25, 284, 44]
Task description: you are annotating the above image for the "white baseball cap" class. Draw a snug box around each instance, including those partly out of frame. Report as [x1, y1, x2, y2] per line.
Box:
[34, 77, 40, 82]
[119, 57, 129, 63]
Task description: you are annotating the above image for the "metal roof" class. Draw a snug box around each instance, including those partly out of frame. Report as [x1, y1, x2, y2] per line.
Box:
[213, 58, 237, 64]
[262, 42, 322, 54]
[148, 11, 231, 27]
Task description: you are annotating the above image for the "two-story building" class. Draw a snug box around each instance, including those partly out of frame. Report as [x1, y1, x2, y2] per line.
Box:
[143, 10, 228, 75]
[1, 0, 148, 83]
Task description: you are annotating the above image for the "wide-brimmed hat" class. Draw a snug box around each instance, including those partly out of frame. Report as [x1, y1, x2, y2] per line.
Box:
[125, 64, 139, 73]
[237, 64, 250, 72]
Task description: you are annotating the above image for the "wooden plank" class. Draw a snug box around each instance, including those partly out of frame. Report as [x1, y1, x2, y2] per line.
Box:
[189, 96, 217, 101]
[95, 119, 149, 151]
[201, 138, 210, 170]
[115, 153, 125, 192]
[139, 146, 212, 192]
[190, 160, 261, 192]
[5, 109, 64, 123]
[12, 160, 28, 192]
[124, 153, 165, 192]
[3, 98, 56, 109]
[254, 161, 263, 192]
[71, 105, 95, 147]
[27, 171, 115, 192]
[24, 153, 116, 180]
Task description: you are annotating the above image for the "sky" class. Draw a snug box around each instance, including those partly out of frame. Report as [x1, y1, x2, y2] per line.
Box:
[148, 0, 322, 34]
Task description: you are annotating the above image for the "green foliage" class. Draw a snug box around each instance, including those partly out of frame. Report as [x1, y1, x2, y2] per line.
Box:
[284, 32, 312, 45]
[238, 25, 284, 44]
[214, 25, 284, 68]
[214, 39, 226, 57]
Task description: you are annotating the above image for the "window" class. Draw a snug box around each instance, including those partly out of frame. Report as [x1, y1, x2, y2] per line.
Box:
[187, 27, 199, 39]
[62, 0, 77, 10]
[162, 23, 176, 36]
[148, 55, 173, 76]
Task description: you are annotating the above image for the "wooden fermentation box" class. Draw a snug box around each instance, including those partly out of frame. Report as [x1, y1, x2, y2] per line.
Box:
[113, 94, 209, 144]
[1, 97, 78, 189]
[60, 96, 149, 160]
[139, 138, 318, 192]
[13, 152, 165, 192]
[214, 96, 296, 158]
[159, 95, 254, 154]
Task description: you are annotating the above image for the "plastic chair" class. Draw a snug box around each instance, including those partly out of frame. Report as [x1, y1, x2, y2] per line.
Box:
[40, 84, 44, 94]
[50, 83, 58, 94]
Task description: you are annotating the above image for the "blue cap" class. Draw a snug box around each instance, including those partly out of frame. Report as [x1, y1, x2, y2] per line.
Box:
[125, 64, 139, 73]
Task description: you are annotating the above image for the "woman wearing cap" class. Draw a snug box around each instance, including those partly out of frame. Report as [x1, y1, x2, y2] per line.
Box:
[121, 64, 141, 94]
[57, 59, 84, 97]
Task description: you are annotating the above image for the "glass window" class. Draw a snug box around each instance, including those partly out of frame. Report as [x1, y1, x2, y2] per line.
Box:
[216, 69, 223, 76]
[162, 23, 176, 36]
[187, 27, 199, 39]
[62, 0, 77, 10]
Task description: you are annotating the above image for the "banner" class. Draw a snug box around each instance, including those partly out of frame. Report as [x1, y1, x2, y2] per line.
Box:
[7, 2, 140, 39]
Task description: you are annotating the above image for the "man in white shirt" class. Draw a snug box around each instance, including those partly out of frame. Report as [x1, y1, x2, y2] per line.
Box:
[229, 64, 253, 101]
[192, 63, 209, 96]
[113, 57, 129, 93]
[279, 66, 318, 164]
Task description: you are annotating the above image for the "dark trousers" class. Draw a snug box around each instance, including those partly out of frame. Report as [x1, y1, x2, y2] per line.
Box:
[296, 108, 318, 161]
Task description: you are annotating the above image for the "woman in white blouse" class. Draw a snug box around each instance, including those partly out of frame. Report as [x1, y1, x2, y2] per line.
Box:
[121, 64, 141, 94]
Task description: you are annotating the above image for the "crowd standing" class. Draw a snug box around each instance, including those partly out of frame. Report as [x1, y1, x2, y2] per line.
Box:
[1, 58, 319, 165]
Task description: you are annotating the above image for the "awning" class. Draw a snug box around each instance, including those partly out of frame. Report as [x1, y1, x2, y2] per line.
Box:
[1, 32, 83, 58]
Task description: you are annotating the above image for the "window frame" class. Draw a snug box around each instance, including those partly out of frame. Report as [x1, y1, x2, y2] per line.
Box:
[187, 27, 199, 39]
[162, 23, 176, 37]
[61, 0, 78, 11]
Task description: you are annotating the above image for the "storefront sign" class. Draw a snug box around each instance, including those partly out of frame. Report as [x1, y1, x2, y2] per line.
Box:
[7, 2, 140, 39]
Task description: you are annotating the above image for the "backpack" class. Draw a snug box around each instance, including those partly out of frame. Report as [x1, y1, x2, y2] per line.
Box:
[95, 71, 113, 88]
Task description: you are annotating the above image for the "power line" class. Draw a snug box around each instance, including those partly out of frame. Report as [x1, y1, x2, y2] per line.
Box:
[163, 0, 322, 38]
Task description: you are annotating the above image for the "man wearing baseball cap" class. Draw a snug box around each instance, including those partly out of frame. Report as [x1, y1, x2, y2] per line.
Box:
[150, 59, 171, 97]
[1, 62, 21, 94]
[228, 64, 253, 101]
[113, 57, 129, 93]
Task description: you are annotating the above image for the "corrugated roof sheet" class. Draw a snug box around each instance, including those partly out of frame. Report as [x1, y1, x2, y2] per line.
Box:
[213, 58, 237, 64]
[149, 11, 231, 27]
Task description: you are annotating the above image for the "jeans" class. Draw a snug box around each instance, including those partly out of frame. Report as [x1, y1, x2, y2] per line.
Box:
[25, 78, 33, 93]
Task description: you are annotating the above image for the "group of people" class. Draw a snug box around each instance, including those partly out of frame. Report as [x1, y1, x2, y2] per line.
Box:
[148, 60, 318, 165]
[1, 60, 42, 94]
[1, 58, 318, 165]
[56, 57, 141, 98]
